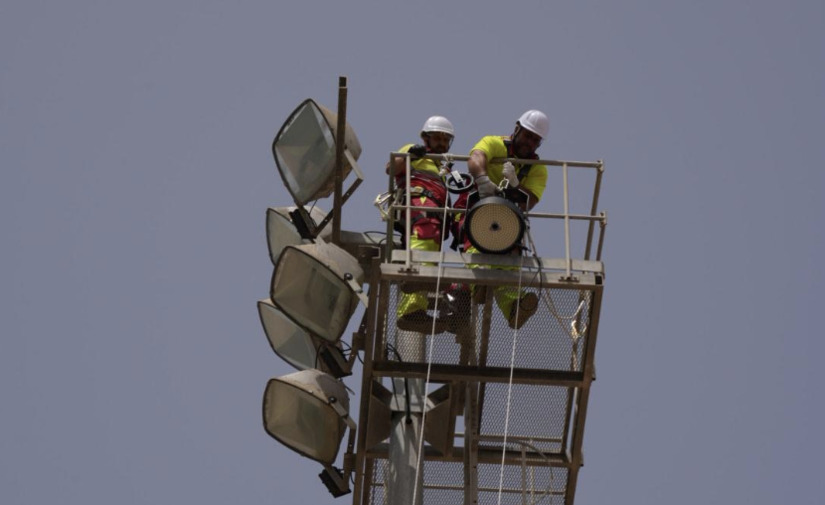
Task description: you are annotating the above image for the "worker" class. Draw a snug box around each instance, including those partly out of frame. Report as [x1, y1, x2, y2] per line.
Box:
[387, 116, 455, 333]
[456, 109, 550, 329]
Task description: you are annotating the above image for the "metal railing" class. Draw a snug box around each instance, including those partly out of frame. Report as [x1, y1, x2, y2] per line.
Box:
[381, 151, 606, 279]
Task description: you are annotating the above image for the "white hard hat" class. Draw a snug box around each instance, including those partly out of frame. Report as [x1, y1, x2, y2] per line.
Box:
[517, 110, 549, 139]
[421, 116, 455, 137]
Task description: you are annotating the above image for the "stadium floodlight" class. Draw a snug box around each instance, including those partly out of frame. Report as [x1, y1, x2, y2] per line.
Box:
[266, 207, 331, 265]
[258, 299, 320, 371]
[257, 299, 354, 378]
[272, 99, 362, 207]
[270, 241, 366, 343]
[262, 369, 355, 465]
[465, 195, 526, 254]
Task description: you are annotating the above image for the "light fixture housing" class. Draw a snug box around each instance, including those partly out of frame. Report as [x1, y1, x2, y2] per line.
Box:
[257, 298, 320, 371]
[266, 206, 330, 265]
[465, 196, 526, 254]
[272, 99, 362, 206]
[258, 298, 353, 378]
[270, 241, 365, 343]
[262, 370, 353, 465]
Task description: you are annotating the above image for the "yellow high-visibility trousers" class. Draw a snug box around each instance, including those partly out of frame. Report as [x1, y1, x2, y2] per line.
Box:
[466, 246, 522, 318]
[397, 234, 441, 317]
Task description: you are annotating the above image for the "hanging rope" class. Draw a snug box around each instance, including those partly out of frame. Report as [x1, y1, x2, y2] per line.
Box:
[496, 207, 530, 505]
[496, 205, 583, 504]
[525, 225, 588, 344]
[411, 159, 454, 505]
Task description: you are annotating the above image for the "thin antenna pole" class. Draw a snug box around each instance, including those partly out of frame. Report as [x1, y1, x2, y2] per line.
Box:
[333, 76, 347, 245]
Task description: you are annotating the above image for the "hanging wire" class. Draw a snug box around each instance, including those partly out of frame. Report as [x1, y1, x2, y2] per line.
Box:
[496, 197, 532, 505]
[410, 160, 454, 505]
[525, 225, 588, 343]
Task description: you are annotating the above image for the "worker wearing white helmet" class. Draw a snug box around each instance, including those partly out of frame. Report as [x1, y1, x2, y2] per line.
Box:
[386, 115, 455, 176]
[468, 109, 549, 209]
[386, 116, 456, 333]
[455, 109, 550, 329]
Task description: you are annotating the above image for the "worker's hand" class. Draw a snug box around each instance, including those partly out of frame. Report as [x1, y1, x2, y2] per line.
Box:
[438, 162, 454, 178]
[502, 162, 519, 188]
[407, 144, 427, 160]
[475, 175, 497, 198]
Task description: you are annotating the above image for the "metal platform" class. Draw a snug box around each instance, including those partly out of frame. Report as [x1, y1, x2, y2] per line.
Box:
[351, 250, 604, 505]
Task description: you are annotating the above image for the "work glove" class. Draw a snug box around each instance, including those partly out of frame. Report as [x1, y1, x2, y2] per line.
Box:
[475, 175, 497, 198]
[407, 144, 427, 160]
[438, 161, 454, 178]
[502, 161, 519, 188]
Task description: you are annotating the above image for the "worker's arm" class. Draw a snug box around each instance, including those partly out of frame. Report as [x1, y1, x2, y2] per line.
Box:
[521, 187, 540, 211]
[468, 149, 497, 198]
[385, 156, 408, 175]
[385, 144, 426, 174]
[467, 149, 488, 177]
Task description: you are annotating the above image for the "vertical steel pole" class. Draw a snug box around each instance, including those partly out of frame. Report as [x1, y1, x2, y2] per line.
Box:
[404, 155, 412, 268]
[333, 76, 347, 245]
[562, 162, 572, 278]
[388, 330, 426, 505]
[463, 381, 479, 505]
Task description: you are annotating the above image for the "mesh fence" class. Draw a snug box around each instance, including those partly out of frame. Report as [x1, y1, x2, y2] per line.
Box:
[366, 271, 592, 504]
[478, 383, 571, 455]
[367, 458, 569, 505]
[381, 281, 592, 373]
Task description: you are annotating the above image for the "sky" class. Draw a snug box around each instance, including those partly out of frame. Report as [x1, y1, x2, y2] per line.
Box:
[2, 1, 824, 504]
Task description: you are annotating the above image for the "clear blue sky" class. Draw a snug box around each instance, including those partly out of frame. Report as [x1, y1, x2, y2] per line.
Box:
[2, 1, 823, 504]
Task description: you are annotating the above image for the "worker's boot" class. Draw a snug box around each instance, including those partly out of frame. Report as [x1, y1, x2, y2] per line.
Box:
[507, 292, 539, 329]
[397, 310, 448, 334]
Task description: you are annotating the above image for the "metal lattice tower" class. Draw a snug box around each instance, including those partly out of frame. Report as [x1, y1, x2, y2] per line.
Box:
[349, 155, 606, 505]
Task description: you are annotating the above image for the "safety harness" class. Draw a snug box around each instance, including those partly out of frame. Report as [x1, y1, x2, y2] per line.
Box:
[392, 161, 452, 245]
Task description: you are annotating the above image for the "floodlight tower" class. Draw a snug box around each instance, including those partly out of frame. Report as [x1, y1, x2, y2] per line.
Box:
[257, 78, 609, 505]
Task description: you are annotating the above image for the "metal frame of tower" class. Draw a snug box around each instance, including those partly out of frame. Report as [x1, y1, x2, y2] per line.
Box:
[348, 154, 606, 505]
[260, 79, 606, 505]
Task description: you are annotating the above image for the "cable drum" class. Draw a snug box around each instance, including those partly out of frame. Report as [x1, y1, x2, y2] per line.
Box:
[465, 196, 525, 254]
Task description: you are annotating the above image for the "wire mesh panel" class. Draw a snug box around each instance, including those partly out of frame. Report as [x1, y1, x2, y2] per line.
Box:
[379, 281, 594, 373]
[477, 383, 572, 455]
[366, 458, 570, 505]
[476, 463, 568, 505]
[360, 261, 602, 505]
[368, 459, 465, 505]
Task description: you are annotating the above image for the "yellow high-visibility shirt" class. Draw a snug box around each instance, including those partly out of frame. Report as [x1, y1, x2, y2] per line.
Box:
[397, 144, 442, 177]
[471, 136, 547, 201]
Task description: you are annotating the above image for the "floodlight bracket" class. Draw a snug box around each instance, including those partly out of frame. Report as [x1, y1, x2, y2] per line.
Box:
[350, 331, 364, 351]
[312, 149, 363, 242]
[288, 207, 318, 240]
[319, 344, 353, 378]
[319, 465, 351, 498]
[329, 397, 357, 430]
[343, 273, 369, 308]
